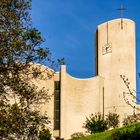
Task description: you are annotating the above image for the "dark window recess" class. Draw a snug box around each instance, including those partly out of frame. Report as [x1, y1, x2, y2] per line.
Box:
[55, 91, 60, 100]
[95, 29, 98, 75]
[55, 111, 60, 120]
[55, 81, 60, 90]
[55, 101, 60, 110]
[54, 81, 60, 130]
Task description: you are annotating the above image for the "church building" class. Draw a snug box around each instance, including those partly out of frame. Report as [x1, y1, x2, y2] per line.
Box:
[35, 18, 136, 139]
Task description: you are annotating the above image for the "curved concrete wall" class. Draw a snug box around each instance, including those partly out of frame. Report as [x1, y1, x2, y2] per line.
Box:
[60, 66, 104, 139]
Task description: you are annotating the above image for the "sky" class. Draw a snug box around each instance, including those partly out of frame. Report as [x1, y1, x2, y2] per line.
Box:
[31, 0, 140, 98]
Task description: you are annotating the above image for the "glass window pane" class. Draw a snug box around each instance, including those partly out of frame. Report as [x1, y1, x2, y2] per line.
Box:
[54, 81, 60, 130]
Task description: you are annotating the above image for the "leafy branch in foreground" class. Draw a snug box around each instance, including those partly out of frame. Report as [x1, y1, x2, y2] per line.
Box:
[0, 0, 63, 139]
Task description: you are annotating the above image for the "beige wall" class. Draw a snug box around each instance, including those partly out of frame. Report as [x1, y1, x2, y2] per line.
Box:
[32, 65, 104, 139]
[30, 64, 56, 133]
[60, 65, 104, 139]
[97, 18, 136, 121]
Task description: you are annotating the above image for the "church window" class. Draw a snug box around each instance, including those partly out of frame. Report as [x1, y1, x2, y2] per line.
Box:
[54, 81, 60, 130]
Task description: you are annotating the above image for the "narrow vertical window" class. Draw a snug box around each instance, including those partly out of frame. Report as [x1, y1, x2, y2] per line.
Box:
[102, 87, 104, 119]
[54, 81, 60, 130]
[95, 29, 98, 75]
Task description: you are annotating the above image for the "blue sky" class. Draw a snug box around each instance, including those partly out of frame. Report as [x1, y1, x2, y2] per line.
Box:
[31, 0, 140, 97]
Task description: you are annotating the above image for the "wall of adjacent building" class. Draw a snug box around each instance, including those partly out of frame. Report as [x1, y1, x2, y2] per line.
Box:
[30, 64, 56, 133]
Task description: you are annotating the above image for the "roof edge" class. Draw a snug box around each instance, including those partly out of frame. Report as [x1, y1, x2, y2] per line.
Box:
[98, 18, 135, 28]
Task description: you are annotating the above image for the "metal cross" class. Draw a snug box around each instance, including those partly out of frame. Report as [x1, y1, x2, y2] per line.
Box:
[117, 5, 126, 29]
[117, 4, 126, 18]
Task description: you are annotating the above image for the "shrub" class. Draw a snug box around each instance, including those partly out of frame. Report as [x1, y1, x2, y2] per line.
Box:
[83, 112, 108, 134]
[71, 132, 85, 139]
[106, 112, 119, 128]
[123, 114, 140, 126]
[111, 124, 140, 140]
[39, 129, 52, 140]
[111, 130, 121, 140]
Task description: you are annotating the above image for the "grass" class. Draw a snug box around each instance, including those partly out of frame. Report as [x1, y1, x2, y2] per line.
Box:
[71, 122, 140, 140]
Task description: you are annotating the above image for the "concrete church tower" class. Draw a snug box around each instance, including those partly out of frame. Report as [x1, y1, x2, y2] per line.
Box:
[96, 18, 136, 120]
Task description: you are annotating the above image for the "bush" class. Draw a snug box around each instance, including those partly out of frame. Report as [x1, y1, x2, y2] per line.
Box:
[71, 132, 85, 139]
[111, 130, 121, 140]
[83, 112, 108, 134]
[111, 124, 140, 140]
[39, 129, 52, 140]
[123, 114, 140, 126]
[106, 112, 119, 128]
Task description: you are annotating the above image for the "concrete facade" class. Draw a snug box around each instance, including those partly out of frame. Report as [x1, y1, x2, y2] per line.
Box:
[97, 18, 136, 122]
[34, 18, 136, 139]
[60, 66, 104, 139]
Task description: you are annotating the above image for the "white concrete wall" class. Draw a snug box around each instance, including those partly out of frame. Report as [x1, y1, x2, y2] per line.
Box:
[97, 18, 136, 121]
[30, 64, 57, 133]
[60, 66, 103, 139]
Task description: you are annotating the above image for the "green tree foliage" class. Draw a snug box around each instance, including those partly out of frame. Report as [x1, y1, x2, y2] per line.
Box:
[0, 103, 49, 139]
[39, 129, 52, 140]
[106, 112, 120, 128]
[83, 113, 108, 134]
[0, 0, 62, 139]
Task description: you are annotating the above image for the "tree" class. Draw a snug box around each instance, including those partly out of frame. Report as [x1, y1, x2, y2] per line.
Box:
[120, 75, 140, 114]
[0, 0, 62, 139]
[83, 113, 108, 134]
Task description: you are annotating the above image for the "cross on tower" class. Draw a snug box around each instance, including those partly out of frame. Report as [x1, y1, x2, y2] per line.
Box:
[117, 5, 126, 29]
[117, 4, 126, 18]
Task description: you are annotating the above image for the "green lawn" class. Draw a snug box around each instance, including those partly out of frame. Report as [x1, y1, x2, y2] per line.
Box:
[71, 122, 140, 140]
